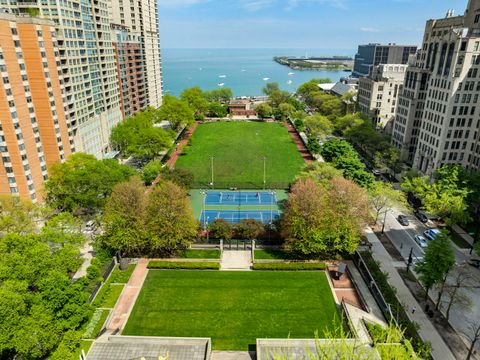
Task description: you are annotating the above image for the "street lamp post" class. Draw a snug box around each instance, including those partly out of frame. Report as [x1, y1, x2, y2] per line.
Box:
[210, 156, 214, 189]
[262, 156, 267, 190]
[206, 216, 210, 242]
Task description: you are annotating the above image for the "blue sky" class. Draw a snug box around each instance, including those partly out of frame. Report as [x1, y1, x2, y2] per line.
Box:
[158, 0, 467, 50]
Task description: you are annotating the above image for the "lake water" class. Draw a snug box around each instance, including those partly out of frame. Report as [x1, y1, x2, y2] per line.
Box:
[161, 48, 354, 97]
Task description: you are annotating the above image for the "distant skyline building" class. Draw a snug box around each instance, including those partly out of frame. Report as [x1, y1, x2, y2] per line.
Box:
[392, 0, 480, 175]
[352, 43, 417, 78]
[109, 0, 163, 111]
[0, 13, 72, 201]
[358, 64, 407, 132]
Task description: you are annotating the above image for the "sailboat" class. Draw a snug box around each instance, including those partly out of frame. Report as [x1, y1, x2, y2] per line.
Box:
[217, 83, 225, 87]
[262, 77, 270, 81]
[287, 80, 293, 85]
[288, 72, 295, 76]
[219, 74, 227, 78]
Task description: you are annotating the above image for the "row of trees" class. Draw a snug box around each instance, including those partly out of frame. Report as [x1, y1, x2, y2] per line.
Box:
[178, 87, 233, 120]
[208, 218, 270, 241]
[100, 177, 197, 257]
[0, 196, 96, 359]
[320, 138, 375, 188]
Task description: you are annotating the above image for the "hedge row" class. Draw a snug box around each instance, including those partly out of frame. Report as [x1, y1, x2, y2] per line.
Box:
[252, 262, 326, 271]
[148, 261, 220, 270]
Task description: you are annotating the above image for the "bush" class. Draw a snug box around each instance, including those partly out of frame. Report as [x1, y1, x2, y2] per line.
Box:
[252, 262, 326, 271]
[147, 261, 220, 270]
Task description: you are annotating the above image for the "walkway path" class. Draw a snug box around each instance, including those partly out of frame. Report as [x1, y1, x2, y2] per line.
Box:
[220, 251, 252, 270]
[166, 123, 198, 168]
[286, 122, 313, 162]
[72, 240, 93, 280]
[365, 227, 455, 360]
[107, 259, 149, 332]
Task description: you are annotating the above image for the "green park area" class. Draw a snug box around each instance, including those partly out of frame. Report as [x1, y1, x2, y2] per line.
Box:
[123, 270, 339, 350]
[174, 122, 304, 189]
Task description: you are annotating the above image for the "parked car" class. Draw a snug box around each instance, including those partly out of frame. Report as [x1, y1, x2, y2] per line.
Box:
[468, 259, 480, 269]
[372, 169, 382, 176]
[397, 214, 409, 226]
[424, 228, 441, 241]
[414, 235, 428, 248]
[414, 211, 428, 223]
[85, 220, 96, 232]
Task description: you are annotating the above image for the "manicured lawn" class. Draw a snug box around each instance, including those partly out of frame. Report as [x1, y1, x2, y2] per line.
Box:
[123, 270, 340, 350]
[180, 249, 221, 259]
[254, 249, 288, 260]
[175, 122, 304, 188]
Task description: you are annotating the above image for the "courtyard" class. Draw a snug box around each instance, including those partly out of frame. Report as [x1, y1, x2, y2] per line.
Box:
[122, 269, 340, 350]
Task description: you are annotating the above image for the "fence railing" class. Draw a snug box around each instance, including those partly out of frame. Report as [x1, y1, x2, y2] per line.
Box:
[88, 257, 117, 304]
[352, 251, 397, 327]
[191, 181, 291, 190]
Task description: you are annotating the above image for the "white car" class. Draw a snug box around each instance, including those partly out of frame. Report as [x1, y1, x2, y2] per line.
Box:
[372, 169, 382, 176]
[414, 235, 428, 248]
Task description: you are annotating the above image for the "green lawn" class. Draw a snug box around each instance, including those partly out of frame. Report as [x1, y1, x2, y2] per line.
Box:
[254, 249, 289, 260]
[175, 122, 304, 188]
[180, 249, 221, 259]
[123, 270, 340, 350]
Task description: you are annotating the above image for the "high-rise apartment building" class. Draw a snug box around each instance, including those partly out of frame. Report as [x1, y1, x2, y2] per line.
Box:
[358, 64, 407, 132]
[0, 13, 72, 201]
[109, 0, 163, 113]
[4, 0, 123, 159]
[353, 43, 417, 78]
[392, 0, 480, 175]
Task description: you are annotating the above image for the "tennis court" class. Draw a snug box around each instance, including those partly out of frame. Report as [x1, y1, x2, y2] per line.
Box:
[205, 191, 277, 206]
[200, 210, 280, 225]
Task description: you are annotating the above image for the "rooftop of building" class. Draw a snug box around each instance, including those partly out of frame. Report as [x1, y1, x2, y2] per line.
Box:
[0, 11, 55, 26]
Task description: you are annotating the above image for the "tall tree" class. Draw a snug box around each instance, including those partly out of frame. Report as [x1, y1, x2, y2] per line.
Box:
[369, 182, 406, 223]
[441, 265, 473, 321]
[205, 88, 233, 103]
[0, 195, 40, 236]
[255, 103, 273, 119]
[110, 111, 173, 159]
[281, 177, 369, 258]
[141, 160, 163, 185]
[44, 153, 135, 213]
[101, 177, 148, 256]
[180, 87, 209, 120]
[157, 94, 195, 129]
[275, 103, 295, 121]
[235, 219, 264, 240]
[415, 233, 455, 300]
[208, 219, 233, 240]
[145, 181, 198, 256]
[304, 114, 333, 138]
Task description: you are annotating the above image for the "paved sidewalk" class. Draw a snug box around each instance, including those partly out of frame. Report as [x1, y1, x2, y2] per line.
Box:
[107, 259, 148, 332]
[365, 227, 456, 360]
[73, 240, 93, 280]
[220, 251, 252, 270]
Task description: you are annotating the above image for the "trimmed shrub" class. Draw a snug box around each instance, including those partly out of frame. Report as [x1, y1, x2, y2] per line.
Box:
[252, 262, 326, 271]
[148, 261, 220, 270]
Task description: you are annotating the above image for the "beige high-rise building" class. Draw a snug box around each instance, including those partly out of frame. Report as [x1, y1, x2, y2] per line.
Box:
[109, 0, 163, 111]
[0, 13, 72, 201]
[392, 0, 480, 175]
[358, 64, 407, 132]
[3, 0, 123, 159]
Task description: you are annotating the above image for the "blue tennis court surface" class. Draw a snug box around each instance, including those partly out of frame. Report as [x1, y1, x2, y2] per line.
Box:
[205, 191, 277, 205]
[200, 210, 280, 225]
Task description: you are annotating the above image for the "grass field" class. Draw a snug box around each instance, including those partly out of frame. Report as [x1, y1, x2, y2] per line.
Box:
[123, 270, 340, 350]
[175, 122, 304, 188]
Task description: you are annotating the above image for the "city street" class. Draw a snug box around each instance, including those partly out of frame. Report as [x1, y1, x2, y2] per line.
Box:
[380, 207, 480, 355]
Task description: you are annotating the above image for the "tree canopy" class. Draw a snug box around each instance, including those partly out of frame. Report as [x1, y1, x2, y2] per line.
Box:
[281, 177, 370, 258]
[44, 153, 136, 213]
[101, 178, 198, 256]
[157, 94, 195, 129]
[110, 109, 173, 159]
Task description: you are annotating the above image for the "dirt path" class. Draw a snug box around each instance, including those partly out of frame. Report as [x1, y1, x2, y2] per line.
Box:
[106, 259, 148, 332]
[167, 122, 198, 168]
[286, 122, 313, 162]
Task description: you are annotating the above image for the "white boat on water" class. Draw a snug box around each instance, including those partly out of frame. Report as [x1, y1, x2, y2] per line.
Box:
[219, 74, 227, 78]
[288, 72, 295, 76]
[287, 80, 293, 85]
[241, 69, 246, 72]
[262, 77, 270, 81]
[217, 83, 225, 87]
